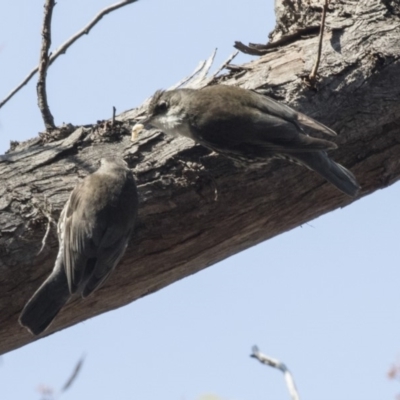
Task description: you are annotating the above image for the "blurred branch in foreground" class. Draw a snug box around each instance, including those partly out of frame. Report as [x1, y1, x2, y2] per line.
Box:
[37, 355, 85, 400]
[251, 345, 300, 400]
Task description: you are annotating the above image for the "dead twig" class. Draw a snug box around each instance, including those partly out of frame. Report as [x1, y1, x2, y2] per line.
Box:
[234, 41, 271, 56]
[210, 50, 239, 79]
[251, 345, 300, 400]
[170, 49, 217, 90]
[172, 49, 239, 89]
[234, 26, 321, 56]
[185, 48, 217, 88]
[48, 0, 138, 68]
[36, 355, 85, 399]
[112, 106, 116, 126]
[308, 0, 330, 84]
[37, 0, 56, 131]
[0, 0, 138, 110]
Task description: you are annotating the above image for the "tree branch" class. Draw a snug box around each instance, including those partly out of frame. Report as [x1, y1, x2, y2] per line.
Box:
[61, 355, 85, 393]
[0, 0, 138, 110]
[308, 0, 330, 84]
[37, 0, 56, 131]
[251, 346, 300, 400]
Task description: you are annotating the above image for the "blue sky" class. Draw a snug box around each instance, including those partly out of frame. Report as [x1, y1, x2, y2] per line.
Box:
[1, 1, 399, 399]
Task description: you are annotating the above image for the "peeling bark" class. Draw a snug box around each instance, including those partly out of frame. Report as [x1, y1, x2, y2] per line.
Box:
[0, 0, 399, 354]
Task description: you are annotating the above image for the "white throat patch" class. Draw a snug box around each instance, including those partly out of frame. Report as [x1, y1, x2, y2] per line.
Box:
[152, 113, 196, 141]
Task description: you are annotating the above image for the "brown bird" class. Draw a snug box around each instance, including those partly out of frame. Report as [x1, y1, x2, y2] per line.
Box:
[143, 85, 360, 196]
[19, 158, 138, 335]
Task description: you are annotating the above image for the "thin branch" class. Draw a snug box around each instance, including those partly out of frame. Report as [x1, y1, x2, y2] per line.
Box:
[170, 49, 217, 90]
[234, 26, 321, 56]
[251, 345, 300, 400]
[169, 60, 209, 90]
[61, 355, 85, 392]
[48, 0, 138, 67]
[186, 48, 217, 88]
[172, 50, 239, 89]
[210, 50, 239, 79]
[112, 106, 116, 126]
[37, 0, 56, 130]
[0, 0, 138, 110]
[309, 0, 330, 84]
[234, 41, 271, 56]
[0, 70, 37, 109]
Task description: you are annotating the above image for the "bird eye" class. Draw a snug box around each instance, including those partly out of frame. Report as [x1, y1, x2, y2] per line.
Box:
[154, 101, 168, 114]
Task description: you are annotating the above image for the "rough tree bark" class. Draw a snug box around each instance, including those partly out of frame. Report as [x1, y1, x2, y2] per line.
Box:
[0, 0, 399, 354]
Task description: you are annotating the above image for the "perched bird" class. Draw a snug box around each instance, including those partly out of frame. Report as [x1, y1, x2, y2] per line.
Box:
[143, 85, 360, 196]
[19, 158, 138, 335]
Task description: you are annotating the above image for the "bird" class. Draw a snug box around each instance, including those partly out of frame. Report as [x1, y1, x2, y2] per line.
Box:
[142, 85, 360, 196]
[19, 157, 138, 335]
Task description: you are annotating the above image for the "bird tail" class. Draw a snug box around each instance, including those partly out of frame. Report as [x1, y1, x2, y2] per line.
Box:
[292, 152, 360, 197]
[19, 266, 70, 335]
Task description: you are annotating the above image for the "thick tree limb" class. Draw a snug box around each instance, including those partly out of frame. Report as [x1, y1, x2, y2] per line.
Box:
[0, 0, 399, 354]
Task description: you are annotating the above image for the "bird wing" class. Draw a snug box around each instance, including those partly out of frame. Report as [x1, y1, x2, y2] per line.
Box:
[195, 108, 337, 153]
[80, 195, 137, 298]
[61, 180, 99, 294]
[296, 112, 337, 136]
[244, 110, 338, 152]
[61, 170, 137, 296]
[80, 227, 133, 298]
[253, 91, 337, 136]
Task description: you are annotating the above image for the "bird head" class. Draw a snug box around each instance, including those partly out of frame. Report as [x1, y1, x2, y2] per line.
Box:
[98, 157, 129, 174]
[142, 90, 191, 138]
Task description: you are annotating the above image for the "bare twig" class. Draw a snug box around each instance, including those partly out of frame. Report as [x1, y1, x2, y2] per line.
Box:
[0, 0, 138, 110]
[309, 0, 330, 84]
[172, 49, 239, 90]
[251, 345, 300, 400]
[186, 48, 217, 88]
[48, 0, 138, 67]
[37, 0, 56, 130]
[234, 25, 321, 56]
[210, 50, 240, 79]
[61, 355, 85, 392]
[0, 70, 36, 109]
[170, 49, 217, 90]
[112, 106, 116, 126]
[234, 41, 271, 56]
[36, 355, 85, 399]
[169, 60, 209, 90]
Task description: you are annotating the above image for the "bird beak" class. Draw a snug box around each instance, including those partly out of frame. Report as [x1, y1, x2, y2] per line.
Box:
[130, 114, 157, 141]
